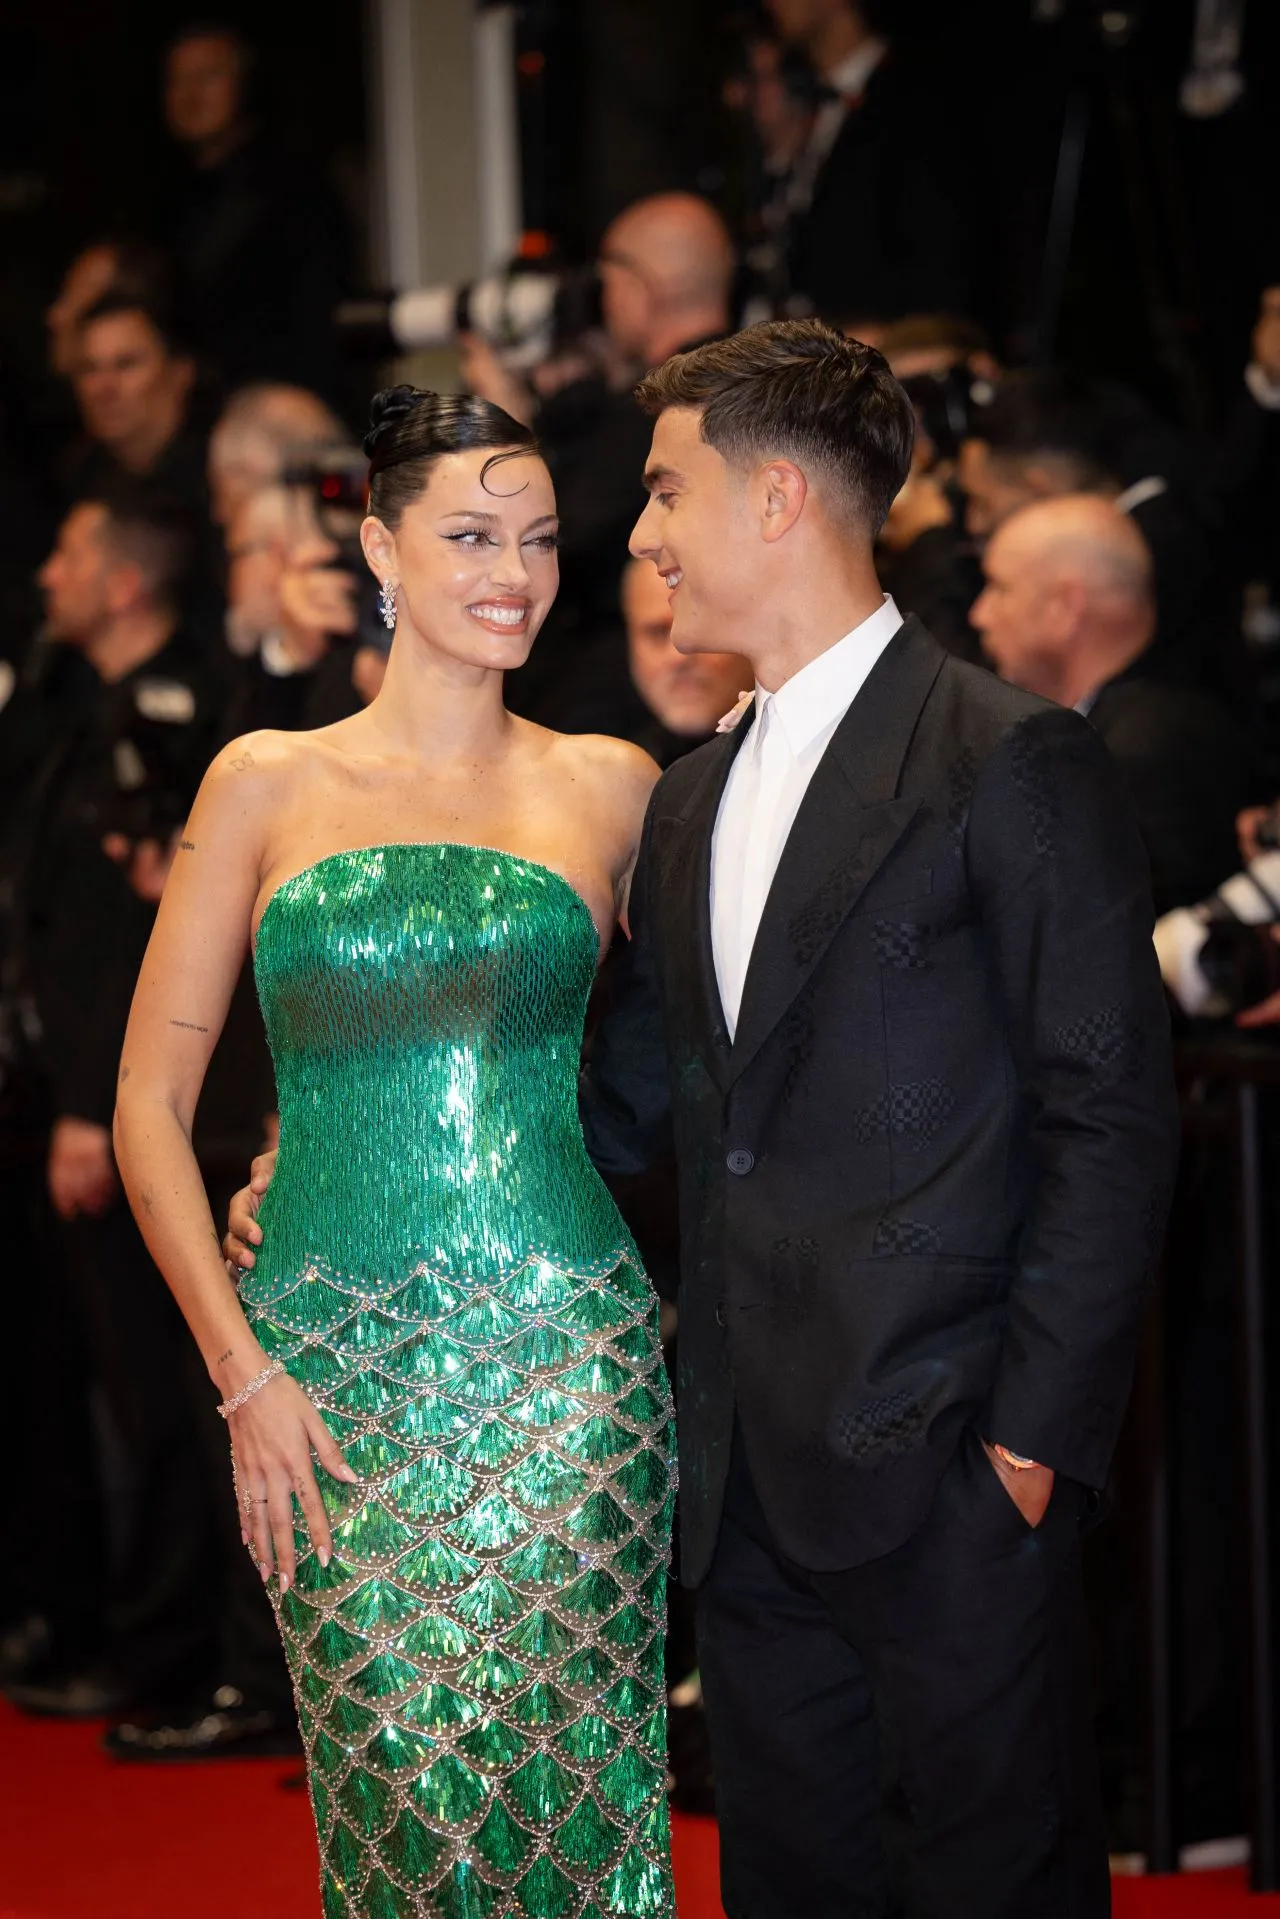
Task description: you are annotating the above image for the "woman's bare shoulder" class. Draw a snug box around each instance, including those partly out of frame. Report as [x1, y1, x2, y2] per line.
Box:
[547, 728, 662, 805]
[202, 727, 338, 795]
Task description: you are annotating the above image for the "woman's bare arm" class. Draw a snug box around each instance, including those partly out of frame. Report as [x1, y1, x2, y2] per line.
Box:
[114, 736, 356, 1588]
[576, 734, 661, 934]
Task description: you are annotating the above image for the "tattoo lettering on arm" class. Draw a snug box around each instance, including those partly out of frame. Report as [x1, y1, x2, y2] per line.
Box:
[179, 840, 196, 852]
[169, 1019, 210, 1033]
[216, 1347, 234, 1366]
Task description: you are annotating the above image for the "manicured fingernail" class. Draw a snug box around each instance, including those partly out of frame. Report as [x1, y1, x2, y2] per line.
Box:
[279, 1572, 291, 1595]
[318, 1546, 331, 1567]
[251, 1227, 262, 1243]
[260, 1562, 271, 1583]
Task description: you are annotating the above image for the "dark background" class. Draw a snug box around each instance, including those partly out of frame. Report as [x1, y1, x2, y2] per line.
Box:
[0, 0, 1276, 426]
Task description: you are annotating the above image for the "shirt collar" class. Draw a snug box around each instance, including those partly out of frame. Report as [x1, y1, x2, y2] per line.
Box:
[757, 595, 903, 756]
[824, 38, 887, 99]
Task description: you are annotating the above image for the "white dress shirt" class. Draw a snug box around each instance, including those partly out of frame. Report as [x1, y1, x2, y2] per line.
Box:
[710, 596, 903, 1036]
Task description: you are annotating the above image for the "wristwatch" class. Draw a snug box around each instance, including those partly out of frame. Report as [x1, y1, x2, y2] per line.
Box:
[992, 1443, 1041, 1471]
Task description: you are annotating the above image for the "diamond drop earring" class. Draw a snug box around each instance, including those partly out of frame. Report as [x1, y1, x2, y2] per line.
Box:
[378, 579, 398, 630]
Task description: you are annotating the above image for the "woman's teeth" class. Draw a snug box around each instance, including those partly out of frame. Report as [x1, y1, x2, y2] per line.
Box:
[467, 604, 526, 626]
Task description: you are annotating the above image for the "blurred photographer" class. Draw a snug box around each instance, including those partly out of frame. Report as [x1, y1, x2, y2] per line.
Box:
[1155, 800, 1280, 1029]
[464, 192, 735, 734]
[219, 444, 388, 740]
[207, 383, 347, 530]
[873, 316, 998, 665]
[2, 482, 225, 1720]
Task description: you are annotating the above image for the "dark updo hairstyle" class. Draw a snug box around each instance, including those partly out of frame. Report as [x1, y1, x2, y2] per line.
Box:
[363, 385, 541, 530]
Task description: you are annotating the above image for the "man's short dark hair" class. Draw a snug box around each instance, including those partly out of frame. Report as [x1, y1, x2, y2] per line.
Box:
[80, 289, 191, 361]
[970, 370, 1122, 491]
[83, 479, 193, 612]
[635, 319, 915, 536]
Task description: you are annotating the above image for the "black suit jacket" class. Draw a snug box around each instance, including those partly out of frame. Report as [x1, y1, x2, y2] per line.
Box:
[1086, 665, 1248, 918]
[786, 61, 976, 323]
[583, 618, 1179, 1582]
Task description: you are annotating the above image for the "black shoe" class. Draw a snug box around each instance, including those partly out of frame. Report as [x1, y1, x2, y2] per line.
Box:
[0, 1614, 52, 1686]
[666, 1679, 716, 1818]
[102, 1685, 301, 1762]
[4, 1661, 135, 1718]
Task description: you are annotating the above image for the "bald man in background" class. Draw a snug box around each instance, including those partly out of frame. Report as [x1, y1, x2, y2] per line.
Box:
[469, 192, 736, 734]
[622, 556, 751, 765]
[974, 496, 1246, 915]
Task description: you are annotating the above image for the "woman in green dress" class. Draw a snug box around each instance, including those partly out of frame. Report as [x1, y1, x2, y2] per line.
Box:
[113, 388, 676, 1919]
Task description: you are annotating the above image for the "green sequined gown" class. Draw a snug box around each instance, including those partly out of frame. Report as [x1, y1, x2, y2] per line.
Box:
[242, 842, 676, 1919]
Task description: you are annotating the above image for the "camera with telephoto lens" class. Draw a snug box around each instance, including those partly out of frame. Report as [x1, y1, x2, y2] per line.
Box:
[1155, 838, 1280, 1019]
[336, 265, 603, 369]
[898, 365, 995, 465]
[280, 449, 390, 655]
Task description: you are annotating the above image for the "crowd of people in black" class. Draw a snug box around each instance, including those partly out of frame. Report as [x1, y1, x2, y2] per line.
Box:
[2, 1, 1279, 1864]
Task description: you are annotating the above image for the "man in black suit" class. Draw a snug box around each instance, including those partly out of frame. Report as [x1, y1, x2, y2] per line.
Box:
[972, 494, 1248, 918]
[586, 323, 1178, 1915]
[224, 323, 1178, 1913]
[763, 0, 975, 322]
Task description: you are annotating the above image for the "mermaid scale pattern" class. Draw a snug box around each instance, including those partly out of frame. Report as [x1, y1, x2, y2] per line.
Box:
[243, 843, 676, 1919]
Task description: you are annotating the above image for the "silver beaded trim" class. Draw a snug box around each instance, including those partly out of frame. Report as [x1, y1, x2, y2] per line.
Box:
[217, 1358, 286, 1419]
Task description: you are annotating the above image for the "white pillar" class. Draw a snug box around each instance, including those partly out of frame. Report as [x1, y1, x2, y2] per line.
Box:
[368, 0, 521, 384]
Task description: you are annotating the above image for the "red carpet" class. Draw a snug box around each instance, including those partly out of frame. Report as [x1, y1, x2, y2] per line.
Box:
[0, 1702, 1276, 1917]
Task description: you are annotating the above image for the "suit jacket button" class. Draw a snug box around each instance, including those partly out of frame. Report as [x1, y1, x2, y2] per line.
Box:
[726, 1149, 755, 1176]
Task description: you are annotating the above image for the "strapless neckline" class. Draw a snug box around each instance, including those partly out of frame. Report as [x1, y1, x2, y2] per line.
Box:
[254, 839, 601, 954]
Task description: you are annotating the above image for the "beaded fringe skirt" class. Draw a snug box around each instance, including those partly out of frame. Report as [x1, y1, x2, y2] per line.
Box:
[245, 1243, 677, 1919]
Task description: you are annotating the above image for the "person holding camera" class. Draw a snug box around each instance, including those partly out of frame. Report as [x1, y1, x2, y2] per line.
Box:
[463, 192, 736, 736]
[1, 482, 225, 1721]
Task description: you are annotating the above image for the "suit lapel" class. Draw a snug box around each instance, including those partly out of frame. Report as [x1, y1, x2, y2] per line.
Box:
[728, 617, 946, 1086]
[655, 713, 757, 1091]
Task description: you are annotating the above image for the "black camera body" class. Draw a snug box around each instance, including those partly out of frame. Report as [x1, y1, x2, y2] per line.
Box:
[280, 456, 389, 656]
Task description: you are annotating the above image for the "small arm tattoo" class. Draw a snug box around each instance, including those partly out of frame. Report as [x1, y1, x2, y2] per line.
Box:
[216, 1347, 234, 1365]
[179, 839, 196, 852]
[140, 1187, 154, 1215]
[230, 750, 255, 772]
[119, 1065, 131, 1083]
[169, 1019, 210, 1033]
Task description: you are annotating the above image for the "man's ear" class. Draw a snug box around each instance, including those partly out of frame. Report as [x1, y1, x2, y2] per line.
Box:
[758, 460, 807, 544]
[1048, 579, 1088, 642]
[105, 559, 145, 618]
[361, 515, 396, 583]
